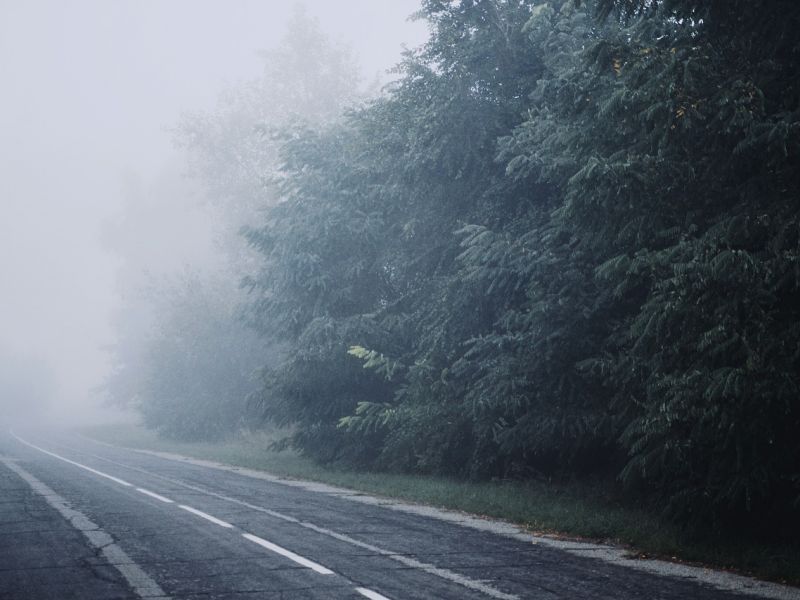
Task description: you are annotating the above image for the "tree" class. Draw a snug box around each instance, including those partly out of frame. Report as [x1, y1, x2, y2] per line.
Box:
[502, 0, 800, 529]
[245, 0, 553, 473]
[125, 272, 268, 441]
[107, 7, 364, 442]
[211, 0, 800, 536]
[175, 5, 363, 251]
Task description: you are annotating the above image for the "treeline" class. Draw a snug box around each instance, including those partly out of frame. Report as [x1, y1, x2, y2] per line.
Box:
[116, 0, 800, 537]
[242, 0, 800, 535]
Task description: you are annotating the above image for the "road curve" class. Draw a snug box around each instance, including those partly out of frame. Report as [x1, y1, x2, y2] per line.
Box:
[0, 427, 796, 600]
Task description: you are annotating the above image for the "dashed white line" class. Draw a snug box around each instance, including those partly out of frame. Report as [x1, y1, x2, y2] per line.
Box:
[178, 504, 233, 528]
[10, 430, 133, 487]
[242, 533, 335, 575]
[136, 487, 174, 503]
[0, 458, 170, 599]
[20, 434, 514, 598]
[9, 432, 343, 585]
[356, 587, 393, 600]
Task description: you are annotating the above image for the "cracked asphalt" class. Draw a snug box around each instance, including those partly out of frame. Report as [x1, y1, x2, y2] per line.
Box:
[0, 427, 796, 600]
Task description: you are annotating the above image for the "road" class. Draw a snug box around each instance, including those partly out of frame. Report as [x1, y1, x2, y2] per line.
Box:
[0, 427, 796, 600]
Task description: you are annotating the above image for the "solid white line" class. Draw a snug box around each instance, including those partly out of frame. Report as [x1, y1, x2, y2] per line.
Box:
[136, 487, 173, 503]
[178, 504, 233, 528]
[242, 533, 334, 575]
[0, 458, 170, 599]
[10, 430, 133, 487]
[356, 587, 393, 600]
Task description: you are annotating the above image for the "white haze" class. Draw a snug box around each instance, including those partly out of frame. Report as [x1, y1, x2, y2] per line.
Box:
[0, 0, 426, 424]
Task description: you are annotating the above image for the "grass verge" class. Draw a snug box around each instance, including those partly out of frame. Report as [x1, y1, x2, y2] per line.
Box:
[80, 422, 799, 586]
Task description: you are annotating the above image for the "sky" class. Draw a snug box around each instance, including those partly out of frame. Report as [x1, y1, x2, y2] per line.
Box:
[0, 0, 427, 419]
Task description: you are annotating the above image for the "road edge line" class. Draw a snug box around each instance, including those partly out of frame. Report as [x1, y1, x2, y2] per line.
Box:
[0, 457, 169, 599]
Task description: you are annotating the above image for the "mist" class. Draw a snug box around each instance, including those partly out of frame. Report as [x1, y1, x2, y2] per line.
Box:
[1, 0, 798, 584]
[0, 0, 426, 424]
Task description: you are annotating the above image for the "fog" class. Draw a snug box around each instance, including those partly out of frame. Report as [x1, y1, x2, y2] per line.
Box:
[0, 1, 795, 569]
[0, 0, 426, 424]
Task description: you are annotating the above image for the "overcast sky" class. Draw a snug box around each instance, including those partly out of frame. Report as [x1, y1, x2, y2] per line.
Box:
[0, 0, 426, 417]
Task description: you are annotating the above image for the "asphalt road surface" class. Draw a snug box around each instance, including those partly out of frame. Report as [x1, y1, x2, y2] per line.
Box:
[0, 427, 796, 600]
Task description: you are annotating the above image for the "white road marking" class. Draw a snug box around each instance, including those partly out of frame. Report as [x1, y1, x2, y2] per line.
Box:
[297, 520, 519, 600]
[356, 587, 393, 600]
[67, 447, 517, 599]
[137, 487, 173, 503]
[10, 430, 133, 487]
[0, 458, 170, 599]
[40, 434, 800, 600]
[242, 533, 335, 575]
[178, 504, 233, 528]
[8, 433, 345, 588]
[43, 437, 518, 599]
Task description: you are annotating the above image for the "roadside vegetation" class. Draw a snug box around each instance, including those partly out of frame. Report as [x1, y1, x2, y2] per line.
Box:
[104, 0, 800, 584]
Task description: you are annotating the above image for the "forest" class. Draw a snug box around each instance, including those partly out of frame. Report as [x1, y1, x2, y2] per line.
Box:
[106, 0, 800, 541]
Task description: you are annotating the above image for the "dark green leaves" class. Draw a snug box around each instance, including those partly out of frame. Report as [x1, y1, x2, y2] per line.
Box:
[241, 0, 800, 536]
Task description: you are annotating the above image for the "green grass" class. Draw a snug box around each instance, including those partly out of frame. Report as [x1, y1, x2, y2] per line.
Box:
[80, 422, 800, 586]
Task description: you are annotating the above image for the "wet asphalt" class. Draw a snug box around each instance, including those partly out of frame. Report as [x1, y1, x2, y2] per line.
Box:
[0, 427, 792, 600]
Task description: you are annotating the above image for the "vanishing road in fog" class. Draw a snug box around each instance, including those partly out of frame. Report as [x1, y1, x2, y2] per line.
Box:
[0, 429, 792, 600]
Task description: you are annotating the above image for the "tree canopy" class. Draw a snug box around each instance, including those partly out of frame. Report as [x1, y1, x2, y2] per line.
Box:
[243, 0, 800, 536]
[117, 0, 800, 539]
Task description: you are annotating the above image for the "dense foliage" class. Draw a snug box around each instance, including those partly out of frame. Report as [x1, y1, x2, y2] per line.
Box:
[241, 0, 800, 536]
[108, 0, 800, 537]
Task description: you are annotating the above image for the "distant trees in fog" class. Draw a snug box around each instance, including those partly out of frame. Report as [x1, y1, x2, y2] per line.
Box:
[105, 8, 363, 441]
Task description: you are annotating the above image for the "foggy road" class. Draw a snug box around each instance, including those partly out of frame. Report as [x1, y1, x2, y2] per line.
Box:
[3, 0, 798, 595]
[0, 428, 792, 600]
